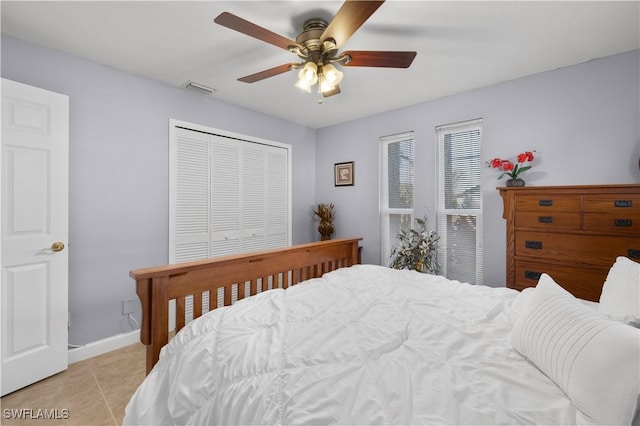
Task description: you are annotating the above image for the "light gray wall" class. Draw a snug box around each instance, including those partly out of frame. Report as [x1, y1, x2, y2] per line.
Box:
[316, 49, 640, 287]
[1, 35, 317, 344]
[3, 33, 639, 344]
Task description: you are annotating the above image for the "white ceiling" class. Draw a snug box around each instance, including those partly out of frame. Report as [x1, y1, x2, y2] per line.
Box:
[2, 1, 638, 129]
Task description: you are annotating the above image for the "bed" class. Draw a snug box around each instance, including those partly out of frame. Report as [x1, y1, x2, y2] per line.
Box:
[124, 238, 640, 425]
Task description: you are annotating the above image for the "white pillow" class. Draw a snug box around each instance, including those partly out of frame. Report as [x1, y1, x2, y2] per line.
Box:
[509, 287, 535, 317]
[510, 273, 640, 425]
[599, 256, 640, 326]
[510, 286, 598, 323]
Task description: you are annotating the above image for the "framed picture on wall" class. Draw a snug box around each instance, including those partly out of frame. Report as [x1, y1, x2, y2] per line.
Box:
[334, 161, 354, 186]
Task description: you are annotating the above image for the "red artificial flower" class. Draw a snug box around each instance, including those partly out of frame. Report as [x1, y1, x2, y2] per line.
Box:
[490, 158, 503, 168]
[486, 150, 536, 180]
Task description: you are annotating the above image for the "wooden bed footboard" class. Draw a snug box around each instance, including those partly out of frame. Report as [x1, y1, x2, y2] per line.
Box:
[130, 237, 362, 373]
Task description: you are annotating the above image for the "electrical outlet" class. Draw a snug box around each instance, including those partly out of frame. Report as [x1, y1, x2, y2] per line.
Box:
[122, 298, 137, 315]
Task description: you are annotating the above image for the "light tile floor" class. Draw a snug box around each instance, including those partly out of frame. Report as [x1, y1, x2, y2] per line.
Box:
[1, 343, 146, 425]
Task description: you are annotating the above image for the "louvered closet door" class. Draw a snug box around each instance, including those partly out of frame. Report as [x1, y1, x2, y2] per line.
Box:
[266, 146, 288, 248]
[173, 130, 210, 262]
[210, 137, 240, 257]
[171, 126, 290, 318]
[171, 125, 290, 265]
[240, 143, 266, 252]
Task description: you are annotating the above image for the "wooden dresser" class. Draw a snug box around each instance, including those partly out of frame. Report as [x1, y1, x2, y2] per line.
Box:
[499, 184, 640, 301]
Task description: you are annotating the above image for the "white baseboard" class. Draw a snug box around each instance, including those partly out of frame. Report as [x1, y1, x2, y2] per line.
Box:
[68, 330, 141, 364]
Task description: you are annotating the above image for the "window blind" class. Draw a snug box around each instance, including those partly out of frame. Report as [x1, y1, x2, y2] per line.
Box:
[436, 120, 483, 285]
[380, 132, 415, 265]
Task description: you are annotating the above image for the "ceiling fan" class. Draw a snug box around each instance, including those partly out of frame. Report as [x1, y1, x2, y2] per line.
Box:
[213, 0, 416, 98]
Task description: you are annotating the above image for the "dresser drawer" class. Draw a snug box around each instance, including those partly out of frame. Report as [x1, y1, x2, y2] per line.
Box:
[515, 231, 640, 266]
[501, 185, 640, 303]
[513, 260, 607, 302]
[515, 194, 581, 213]
[515, 211, 581, 230]
[583, 194, 640, 213]
[583, 212, 640, 234]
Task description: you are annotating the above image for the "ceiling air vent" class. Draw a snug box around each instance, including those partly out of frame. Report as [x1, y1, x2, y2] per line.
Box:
[184, 81, 216, 95]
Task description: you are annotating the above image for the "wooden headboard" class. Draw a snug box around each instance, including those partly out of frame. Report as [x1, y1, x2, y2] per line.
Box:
[130, 237, 362, 373]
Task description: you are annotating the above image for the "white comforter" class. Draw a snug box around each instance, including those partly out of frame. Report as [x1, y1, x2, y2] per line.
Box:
[124, 265, 581, 425]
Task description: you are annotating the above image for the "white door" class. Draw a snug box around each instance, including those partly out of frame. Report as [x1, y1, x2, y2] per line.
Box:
[1, 79, 69, 396]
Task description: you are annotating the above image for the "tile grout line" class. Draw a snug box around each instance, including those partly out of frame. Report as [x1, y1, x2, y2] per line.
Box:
[88, 362, 120, 426]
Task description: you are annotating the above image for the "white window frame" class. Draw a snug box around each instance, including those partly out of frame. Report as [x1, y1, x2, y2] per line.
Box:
[379, 131, 415, 265]
[435, 119, 483, 285]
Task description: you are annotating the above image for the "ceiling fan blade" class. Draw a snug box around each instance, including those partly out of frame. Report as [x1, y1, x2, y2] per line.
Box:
[321, 0, 385, 49]
[341, 51, 417, 68]
[238, 63, 298, 83]
[322, 85, 341, 98]
[214, 12, 303, 52]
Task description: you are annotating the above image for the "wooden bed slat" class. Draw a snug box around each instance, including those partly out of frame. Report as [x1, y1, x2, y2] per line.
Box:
[176, 296, 186, 332]
[193, 292, 202, 320]
[130, 237, 362, 374]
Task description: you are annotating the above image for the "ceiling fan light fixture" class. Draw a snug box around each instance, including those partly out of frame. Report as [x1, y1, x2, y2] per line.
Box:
[294, 77, 313, 93]
[297, 61, 318, 85]
[318, 73, 336, 95]
[322, 63, 343, 86]
[322, 38, 337, 53]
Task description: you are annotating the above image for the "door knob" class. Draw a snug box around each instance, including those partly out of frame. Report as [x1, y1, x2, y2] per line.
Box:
[50, 241, 65, 252]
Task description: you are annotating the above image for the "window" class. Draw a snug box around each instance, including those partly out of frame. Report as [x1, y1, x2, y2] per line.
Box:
[436, 120, 483, 285]
[380, 132, 415, 265]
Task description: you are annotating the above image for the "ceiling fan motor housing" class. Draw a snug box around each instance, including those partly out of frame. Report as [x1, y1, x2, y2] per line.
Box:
[294, 18, 338, 62]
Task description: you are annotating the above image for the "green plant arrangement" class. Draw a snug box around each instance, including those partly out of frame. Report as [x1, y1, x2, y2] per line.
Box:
[389, 214, 440, 274]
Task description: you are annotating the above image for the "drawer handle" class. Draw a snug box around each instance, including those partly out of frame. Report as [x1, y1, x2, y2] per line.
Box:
[628, 249, 640, 259]
[524, 270, 542, 280]
[538, 216, 553, 224]
[538, 199, 553, 206]
[615, 219, 632, 227]
[614, 200, 632, 208]
[525, 240, 543, 249]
